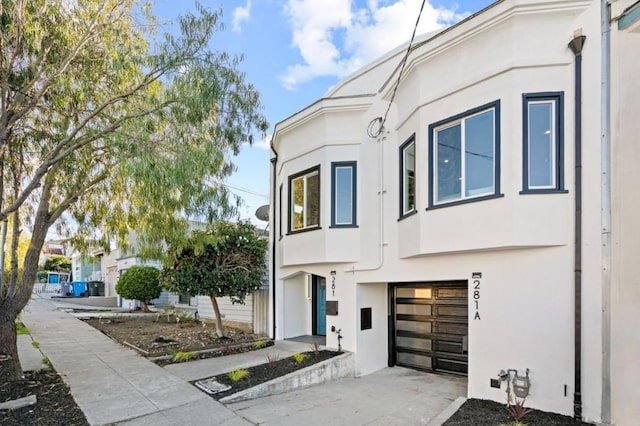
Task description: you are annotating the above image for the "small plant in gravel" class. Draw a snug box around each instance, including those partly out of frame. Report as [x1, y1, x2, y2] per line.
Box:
[254, 340, 268, 349]
[228, 369, 250, 382]
[265, 352, 280, 368]
[507, 398, 533, 423]
[172, 351, 197, 363]
[310, 342, 321, 355]
[292, 353, 307, 363]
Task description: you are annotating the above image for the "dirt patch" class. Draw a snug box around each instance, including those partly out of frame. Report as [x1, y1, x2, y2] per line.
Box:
[0, 359, 88, 426]
[198, 350, 340, 401]
[443, 398, 594, 426]
[83, 316, 264, 357]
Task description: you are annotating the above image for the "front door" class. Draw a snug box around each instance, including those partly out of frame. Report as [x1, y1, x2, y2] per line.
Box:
[390, 282, 468, 375]
[313, 275, 327, 335]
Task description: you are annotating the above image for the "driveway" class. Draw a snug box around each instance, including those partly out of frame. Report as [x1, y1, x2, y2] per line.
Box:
[228, 367, 466, 425]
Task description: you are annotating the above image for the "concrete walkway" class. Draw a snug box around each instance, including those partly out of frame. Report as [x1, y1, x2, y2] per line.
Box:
[18, 295, 466, 426]
[20, 295, 249, 426]
[228, 367, 467, 426]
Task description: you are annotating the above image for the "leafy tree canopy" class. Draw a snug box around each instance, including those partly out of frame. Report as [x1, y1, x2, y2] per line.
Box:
[161, 221, 267, 336]
[42, 254, 71, 272]
[0, 0, 267, 379]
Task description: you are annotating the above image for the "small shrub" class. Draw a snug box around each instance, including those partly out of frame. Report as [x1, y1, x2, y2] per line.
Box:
[31, 341, 40, 349]
[310, 342, 321, 355]
[228, 369, 250, 382]
[172, 351, 197, 363]
[292, 353, 307, 363]
[175, 310, 196, 326]
[16, 321, 29, 335]
[507, 399, 533, 423]
[115, 266, 162, 312]
[265, 352, 280, 368]
[254, 340, 268, 349]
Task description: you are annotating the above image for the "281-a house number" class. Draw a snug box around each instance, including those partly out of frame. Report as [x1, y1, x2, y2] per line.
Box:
[473, 280, 480, 320]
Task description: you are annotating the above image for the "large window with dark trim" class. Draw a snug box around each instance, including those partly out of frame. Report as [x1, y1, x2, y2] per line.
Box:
[522, 92, 564, 192]
[331, 162, 357, 227]
[400, 137, 416, 218]
[289, 166, 320, 232]
[429, 100, 501, 208]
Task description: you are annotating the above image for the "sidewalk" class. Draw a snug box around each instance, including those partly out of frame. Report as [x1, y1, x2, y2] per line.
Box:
[20, 295, 250, 426]
[18, 294, 466, 425]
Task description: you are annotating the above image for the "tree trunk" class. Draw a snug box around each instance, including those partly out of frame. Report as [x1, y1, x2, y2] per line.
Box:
[209, 295, 225, 338]
[142, 300, 149, 312]
[0, 306, 22, 380]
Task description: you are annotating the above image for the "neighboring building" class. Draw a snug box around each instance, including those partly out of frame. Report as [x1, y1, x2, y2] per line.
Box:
[269, 1, 639, 424]
[70, 226, 270, 335]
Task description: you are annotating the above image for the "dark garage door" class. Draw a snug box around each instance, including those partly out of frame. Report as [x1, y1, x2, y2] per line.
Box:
[391, 282, 468, 375]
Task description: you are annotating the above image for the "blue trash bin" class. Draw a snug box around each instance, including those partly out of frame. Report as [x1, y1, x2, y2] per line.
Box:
[72, 281, 87, 297]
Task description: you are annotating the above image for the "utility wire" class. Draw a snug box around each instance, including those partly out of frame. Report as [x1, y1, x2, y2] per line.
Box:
[368, 0, 427, 138]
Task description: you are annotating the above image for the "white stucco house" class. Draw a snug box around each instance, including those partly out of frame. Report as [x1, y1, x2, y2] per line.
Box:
[269, 0, 639, 424]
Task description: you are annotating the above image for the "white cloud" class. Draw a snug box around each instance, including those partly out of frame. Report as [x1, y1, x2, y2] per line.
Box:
[281, 0, 468, 90]
[232, 0, 252, 33]
[257, 133, 272, 150]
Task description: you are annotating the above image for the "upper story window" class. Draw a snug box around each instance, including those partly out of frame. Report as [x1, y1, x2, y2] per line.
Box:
[428, 100, 501, 208]
[289, 166, 320, 233]
[331, 162, 357, 227]
[522, 92, 565, 193]
[400, 136, 416, 218]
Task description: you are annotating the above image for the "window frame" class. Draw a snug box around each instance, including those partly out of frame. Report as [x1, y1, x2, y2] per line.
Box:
[330, 161, 358, 228]
[428, 100, 502, 209]
[399, 135, 417, 219]
[287, 165, 321, 234]
[521, 92, 566, 194]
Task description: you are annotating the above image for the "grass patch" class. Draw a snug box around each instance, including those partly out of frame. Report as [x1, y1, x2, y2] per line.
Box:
[227, 369, 250, 382]
[253, 340, 268, 349]
[171, 351, 196, 363]
[16, 321, 29, 335]
[292, 353, 307, 363]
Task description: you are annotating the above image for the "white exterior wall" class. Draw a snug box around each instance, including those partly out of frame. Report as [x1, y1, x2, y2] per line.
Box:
[270, 0, 636, 422]
[610, 4, 640, 425]
[196, 295, 254, 324]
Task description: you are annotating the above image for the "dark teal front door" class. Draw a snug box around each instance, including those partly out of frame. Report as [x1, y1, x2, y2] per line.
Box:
[315, 277, 327, 336]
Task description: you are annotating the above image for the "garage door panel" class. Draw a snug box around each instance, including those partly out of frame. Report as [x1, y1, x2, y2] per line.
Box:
[396, 304, 432, 316]
[435, 305, 467, 317]
[397, 352, 433, 369]
[397, 336, 433, 350]
[393, 282, 468, 376]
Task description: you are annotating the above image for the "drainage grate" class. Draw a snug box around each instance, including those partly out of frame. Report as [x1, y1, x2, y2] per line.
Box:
[194, 378, 231, 395]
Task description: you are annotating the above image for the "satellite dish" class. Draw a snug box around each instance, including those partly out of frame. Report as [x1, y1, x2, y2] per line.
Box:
[255, 204, 270, 222]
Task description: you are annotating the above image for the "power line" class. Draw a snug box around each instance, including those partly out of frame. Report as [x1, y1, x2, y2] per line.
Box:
[368, 0, 427, 138]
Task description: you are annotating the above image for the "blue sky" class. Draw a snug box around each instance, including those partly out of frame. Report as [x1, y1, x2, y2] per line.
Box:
[152, 0, 494, 226]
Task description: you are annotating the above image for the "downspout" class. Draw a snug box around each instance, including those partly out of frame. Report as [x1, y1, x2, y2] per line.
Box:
[600, 1, 612, 423]
[270, 143, 278, 339]
[568, 33, 586, 421]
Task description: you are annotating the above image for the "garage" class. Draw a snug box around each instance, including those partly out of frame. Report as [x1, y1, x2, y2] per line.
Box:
[389, 282, 468, 375]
